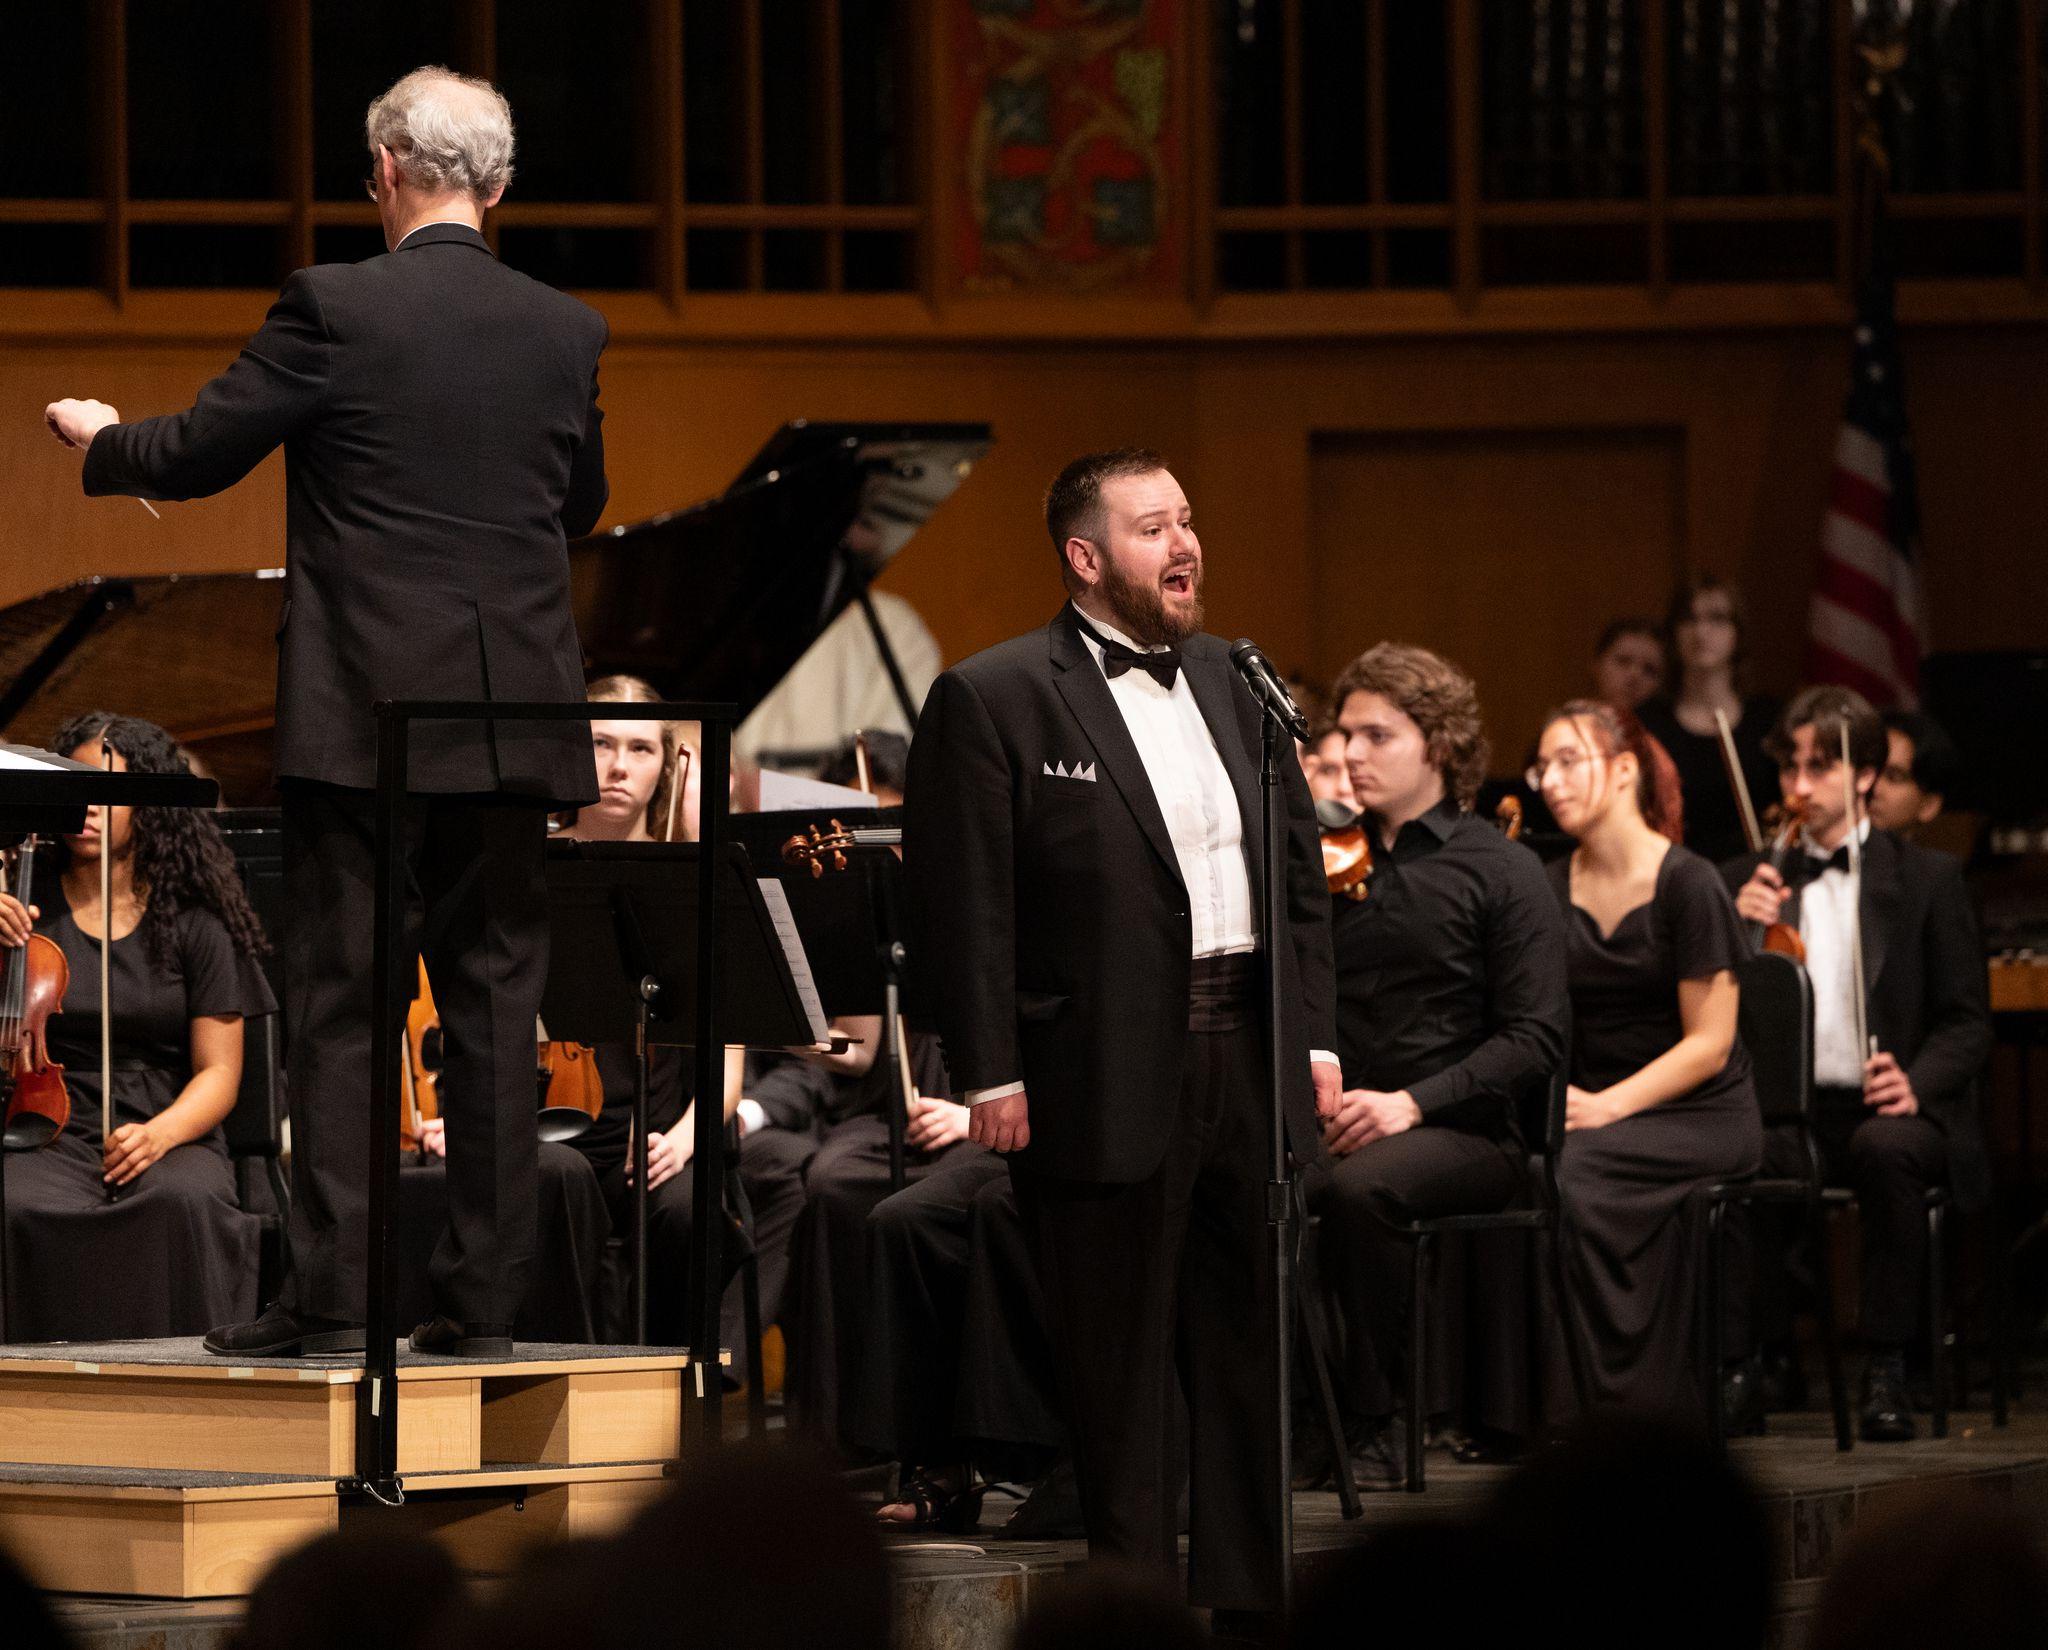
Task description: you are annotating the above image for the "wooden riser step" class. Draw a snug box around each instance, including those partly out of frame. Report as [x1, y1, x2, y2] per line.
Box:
[0, 1339, 706, 1479]
[0, 1461, 674, 1599]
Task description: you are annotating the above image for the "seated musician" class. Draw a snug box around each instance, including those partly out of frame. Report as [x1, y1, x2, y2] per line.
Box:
[1536, 701, 1759, 1420]
[0, 713, 275, 1343]
[1298, 718, 1357, 811]
[1305, 644, 1569, 1487]
[1726, 687, 1992, 1441]
[1591, 617, 1667, 713]
[1870, 708, 1960, 842]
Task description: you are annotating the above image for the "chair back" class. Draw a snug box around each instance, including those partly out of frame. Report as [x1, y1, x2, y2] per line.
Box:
[222, 1012, 285, 1161]
[1736, 950, 1814, 1129]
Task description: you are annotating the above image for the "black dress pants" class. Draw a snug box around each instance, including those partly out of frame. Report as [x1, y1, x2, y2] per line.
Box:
[279, 780, 550, 1327]
[1306, 1126, 1524, 1422]
[1012, 967, 1281, 1612]
[848, 1146, 1063, 1475]
[1742, 1094, 1949, 1350]
[783, 1113, 986, 1446]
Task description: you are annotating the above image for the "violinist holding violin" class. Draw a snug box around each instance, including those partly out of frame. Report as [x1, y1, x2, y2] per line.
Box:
[0, 713, 275, 1343]
[1306, 644, 1567, 1487]
[1724, 687, 1992, 1442]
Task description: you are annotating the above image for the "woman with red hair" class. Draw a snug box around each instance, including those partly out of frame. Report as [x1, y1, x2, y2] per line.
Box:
[1533, 700, 1760, 1419]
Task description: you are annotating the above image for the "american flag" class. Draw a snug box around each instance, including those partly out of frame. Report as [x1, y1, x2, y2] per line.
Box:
[1806, 259, 1924, 708]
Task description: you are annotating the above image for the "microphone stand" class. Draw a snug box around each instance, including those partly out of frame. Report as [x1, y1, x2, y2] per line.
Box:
[1256, 708, 1297, 1615]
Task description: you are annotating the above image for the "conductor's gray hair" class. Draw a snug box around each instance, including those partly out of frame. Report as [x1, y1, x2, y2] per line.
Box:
[365, 67, 515, 202]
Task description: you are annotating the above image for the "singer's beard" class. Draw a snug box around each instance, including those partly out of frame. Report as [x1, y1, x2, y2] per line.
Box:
[1098, 554, 1203, 648]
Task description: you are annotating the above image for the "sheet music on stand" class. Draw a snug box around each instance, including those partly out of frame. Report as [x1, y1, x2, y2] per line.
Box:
[755, 879, 831, 1047]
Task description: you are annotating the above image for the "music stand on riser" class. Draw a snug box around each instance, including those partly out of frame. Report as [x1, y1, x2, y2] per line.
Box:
[539, 839, 820, 1355]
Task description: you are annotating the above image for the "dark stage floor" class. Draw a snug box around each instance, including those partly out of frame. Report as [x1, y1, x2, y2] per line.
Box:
[41, 1407, 2048, 1650]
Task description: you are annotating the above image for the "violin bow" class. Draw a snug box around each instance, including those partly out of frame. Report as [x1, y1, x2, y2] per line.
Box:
[663, 741, 691, 843]
[1842, 723, 1872, 1061]
[1714, 708, 1765, 855]
[100, 743, 115, 1196]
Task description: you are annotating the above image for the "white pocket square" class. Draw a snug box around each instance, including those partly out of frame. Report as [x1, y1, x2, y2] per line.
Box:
[1043, 760, 1097, 781]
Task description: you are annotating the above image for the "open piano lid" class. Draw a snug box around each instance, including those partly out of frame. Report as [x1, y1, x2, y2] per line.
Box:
[0, 420, 991, 804]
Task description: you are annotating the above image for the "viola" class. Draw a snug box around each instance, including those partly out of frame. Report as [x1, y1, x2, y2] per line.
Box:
[1, 838, 72, 1151]
[1319, 803, 1373, 902]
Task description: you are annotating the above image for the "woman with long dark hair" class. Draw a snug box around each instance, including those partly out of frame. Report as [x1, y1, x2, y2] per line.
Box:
[0, 712, 275, 1341]
[1535, 699, 1760, 1419]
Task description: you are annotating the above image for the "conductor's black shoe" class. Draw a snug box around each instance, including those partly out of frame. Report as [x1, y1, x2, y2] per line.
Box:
[409, 1315, 515, 1358]
[1859, 1351, 1916, 1443]
[1721, 1355, 1769, 1437]
[204, 1303, 365, 1357]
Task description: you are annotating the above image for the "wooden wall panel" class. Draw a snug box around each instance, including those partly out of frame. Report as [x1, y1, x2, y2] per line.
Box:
[10, 323, 2048, 776]
[1307, 428, 1685, 763]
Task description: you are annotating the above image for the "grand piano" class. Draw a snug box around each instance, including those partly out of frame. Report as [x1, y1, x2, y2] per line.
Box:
[0, 420, 992, 803]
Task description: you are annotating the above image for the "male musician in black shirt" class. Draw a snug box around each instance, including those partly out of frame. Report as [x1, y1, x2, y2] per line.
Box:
[1728, 686, 1992, 1440]
[906, 449, 1337, 1616]
[1307, 643, 1569, 1486]
[45, 68, 609, 1357]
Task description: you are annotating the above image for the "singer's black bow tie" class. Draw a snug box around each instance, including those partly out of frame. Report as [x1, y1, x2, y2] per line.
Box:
[1077, 619, 1181, 689]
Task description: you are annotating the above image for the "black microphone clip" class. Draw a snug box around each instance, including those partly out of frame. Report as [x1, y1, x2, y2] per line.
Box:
[1228, 639, 1311, 743]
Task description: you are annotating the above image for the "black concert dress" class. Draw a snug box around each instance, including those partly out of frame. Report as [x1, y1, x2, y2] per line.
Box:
[1637, 696, 1781, 866]
[1550, 845, 1762, 1417]
[3, 898, 275, 1343]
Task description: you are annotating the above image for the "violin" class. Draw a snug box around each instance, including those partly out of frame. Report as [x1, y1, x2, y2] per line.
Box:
[1319, 801, 1373, 902]
[1755, 797, 1811, 963]
[781, 818, 902, 874]
[535, 1034, 604, 1143]
[1, 838, 71, 1151]
[400, 959, 441, 1154]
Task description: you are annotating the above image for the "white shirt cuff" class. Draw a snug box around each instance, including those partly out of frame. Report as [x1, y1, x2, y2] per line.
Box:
[735, 1098, 768, 1136]
[965, 1081, 1025, 1107]
[1310, 1049, 1339, 1069]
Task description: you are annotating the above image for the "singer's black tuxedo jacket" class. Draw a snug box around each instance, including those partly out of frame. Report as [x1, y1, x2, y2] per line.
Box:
[1722, 829, 1994, 1207]
[905, 606, 1337, 1184]
[82, 223, 607, 804]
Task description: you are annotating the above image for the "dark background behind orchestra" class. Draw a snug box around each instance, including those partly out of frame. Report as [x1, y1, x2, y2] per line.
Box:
[7, 1, 2048, 772]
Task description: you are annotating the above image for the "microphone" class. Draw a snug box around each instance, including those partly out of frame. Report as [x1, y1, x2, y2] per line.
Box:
[1229, 639, 1311, 743]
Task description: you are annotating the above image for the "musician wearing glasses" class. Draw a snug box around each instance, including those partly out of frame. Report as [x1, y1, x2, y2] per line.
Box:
[45, 68, 610, 1359]
[0, 714, 275, 1344]
[1726, 687, 1992, 1441]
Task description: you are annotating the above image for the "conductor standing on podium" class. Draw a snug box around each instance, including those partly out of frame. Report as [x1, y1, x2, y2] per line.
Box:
[43, 67, 609, 1359]
[905, 449, 1340, 1616]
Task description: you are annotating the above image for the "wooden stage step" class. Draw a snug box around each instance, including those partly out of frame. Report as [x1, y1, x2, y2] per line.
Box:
[0, 1459, 676, 1598]
[0, 1338, 706, 1480]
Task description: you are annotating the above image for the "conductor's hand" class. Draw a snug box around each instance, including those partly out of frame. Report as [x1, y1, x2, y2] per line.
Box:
[45, 399, 119, 451]
[906, 1094, 971, 1154]
[1734, 863, 1789, 928]
[0, 894, 37, 948]
[1311, 1060, 1341, 1121]
[969, 1090, 1031, 1154]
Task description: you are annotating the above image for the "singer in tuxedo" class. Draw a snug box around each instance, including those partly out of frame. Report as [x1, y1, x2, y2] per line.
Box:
[905, 449, 1339, 1613]
[46, 68, 608, 1358]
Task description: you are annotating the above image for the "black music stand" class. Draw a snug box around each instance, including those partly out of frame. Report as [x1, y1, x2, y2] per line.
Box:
[539, 839, 821, 1347]
[0, 751, 216, 1340]
[730, 808, 913, 1189]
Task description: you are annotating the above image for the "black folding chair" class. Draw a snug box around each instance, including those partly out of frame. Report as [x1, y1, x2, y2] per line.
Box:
[221, 1011, 293, 1302]
[1363, 1070, 1590, 1493]
[1698, 950, 1853, 1453]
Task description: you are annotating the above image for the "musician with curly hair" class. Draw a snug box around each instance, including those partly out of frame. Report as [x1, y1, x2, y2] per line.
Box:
[0, 713, 276, 1342]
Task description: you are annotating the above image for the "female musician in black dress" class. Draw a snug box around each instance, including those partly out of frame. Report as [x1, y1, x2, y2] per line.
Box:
[1535, 700, 1761, 1417]
[0, 713, 275, 1342]
[1636, 575, 1780, 864]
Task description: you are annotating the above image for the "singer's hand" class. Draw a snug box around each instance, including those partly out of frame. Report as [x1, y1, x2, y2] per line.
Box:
[968, 1090, 1030, 1153]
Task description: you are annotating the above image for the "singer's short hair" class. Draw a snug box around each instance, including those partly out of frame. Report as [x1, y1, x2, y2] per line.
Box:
[1330, 642, 1489, 810]
[1044, 448, 1172, 593]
